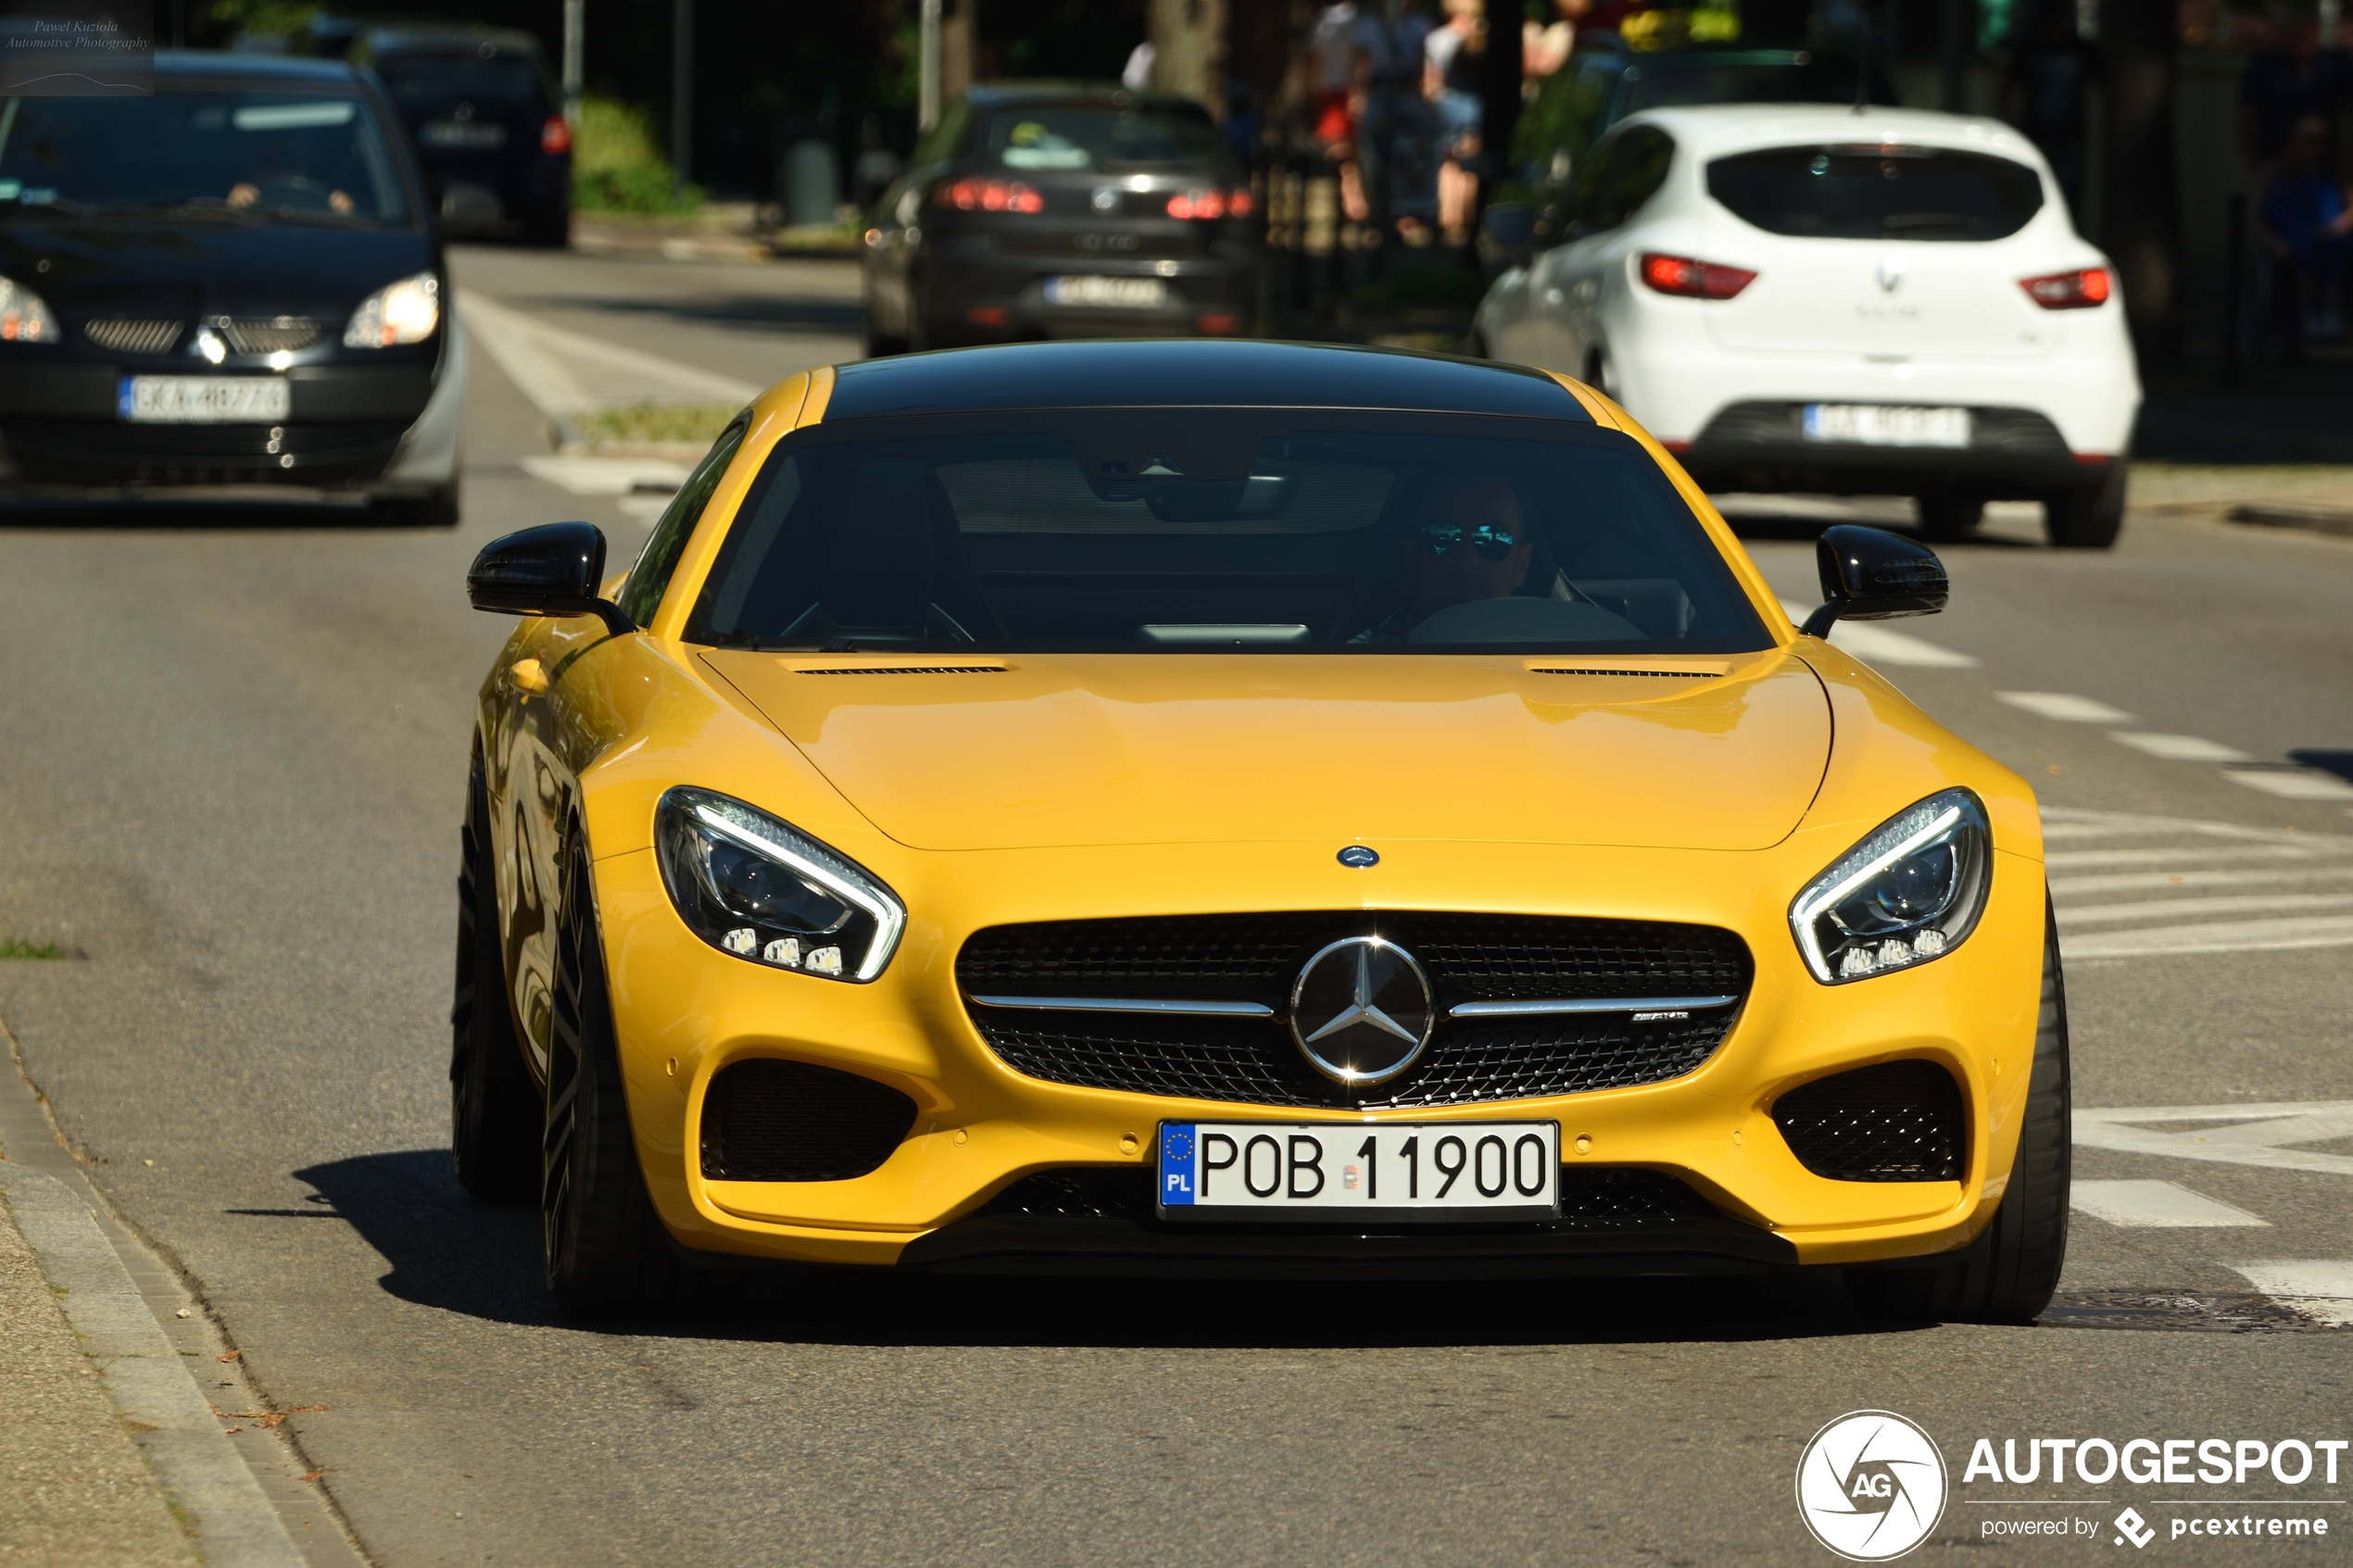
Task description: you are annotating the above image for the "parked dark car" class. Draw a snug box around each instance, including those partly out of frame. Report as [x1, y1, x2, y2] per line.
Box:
[0, 52, 464, 523]
[862, 83, 1261, 355]
[347, 25, 570, 245]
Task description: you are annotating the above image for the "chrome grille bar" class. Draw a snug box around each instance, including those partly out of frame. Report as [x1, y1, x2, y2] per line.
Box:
[969, 995, 1275, 1018]
[1449, 996, 1739, 1019]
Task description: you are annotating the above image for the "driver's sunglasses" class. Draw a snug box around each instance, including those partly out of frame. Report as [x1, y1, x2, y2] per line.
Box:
[1415, 521, 1518, 561]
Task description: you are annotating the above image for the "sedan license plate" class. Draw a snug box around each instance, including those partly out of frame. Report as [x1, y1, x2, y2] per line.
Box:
[1803, 404, 1970, 448]
[1044, 274, 1168, 309]
[1157, 1121, 1560, 1221]
[118, 376, 291, 424]
[421, 119, 507, 149]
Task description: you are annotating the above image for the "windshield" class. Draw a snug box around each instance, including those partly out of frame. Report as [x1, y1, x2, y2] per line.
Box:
[0, 88, 410, 222]
[373, 53, 549, 108]
[1708, 146, 2043, 241]
[1620, 61, 1855, 116]
[977, 107, 1234, 173]
[685, 416, 1769, 654]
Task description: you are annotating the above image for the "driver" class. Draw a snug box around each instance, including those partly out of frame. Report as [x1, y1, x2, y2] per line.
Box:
[1355, 471, 1535, 640]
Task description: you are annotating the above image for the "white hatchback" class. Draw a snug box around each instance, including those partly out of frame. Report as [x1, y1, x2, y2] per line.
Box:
[1473, 104, 2141, 547]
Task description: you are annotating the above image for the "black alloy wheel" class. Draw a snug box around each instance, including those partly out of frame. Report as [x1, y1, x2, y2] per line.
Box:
[1846, 893, 2071, 1324]
[450, 752, 538, 1200]
[541, 818, 682, 1317]
[2043, 460, 2126, 549]
[1914, 494, 1983, 542]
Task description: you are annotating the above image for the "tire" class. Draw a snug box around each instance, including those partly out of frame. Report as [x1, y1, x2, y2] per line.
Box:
[450, 754, 540, 1200]
[2043, 461, 2126, 549]
[1846, 894, 2071, 1325]
[1585, 348, 1621, 402]
[860, 302, 906, 359]
[521, 208, 571, 248]
[1915, 494, 1983, 542]
[541, 820, 681, 1318]
[373, 481, 459, 528]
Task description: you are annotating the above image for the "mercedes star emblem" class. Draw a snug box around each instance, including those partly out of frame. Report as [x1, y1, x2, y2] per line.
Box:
[1289, 935, 1433, 1088]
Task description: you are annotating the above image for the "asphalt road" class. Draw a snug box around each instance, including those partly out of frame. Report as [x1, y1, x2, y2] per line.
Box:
[1, 243, 2348, 1568]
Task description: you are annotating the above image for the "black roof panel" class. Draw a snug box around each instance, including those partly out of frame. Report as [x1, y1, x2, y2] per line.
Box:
[826, 341, 1587, 421]
[157, 49, 363, 83]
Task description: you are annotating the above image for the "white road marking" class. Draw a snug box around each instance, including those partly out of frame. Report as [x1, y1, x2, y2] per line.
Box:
[2050, 865, 2353, 895]
[457, 289, 760, 418]
[2226, 1262, 2353, 1327]
[2224, 768, 2353, 802]
[2108, 732, 2255, 762]
[2057, 892, 2353, 924]
[2045, 843, 2331, 868]
[1996, 691, 2136, 722]
[2062, 914, 2353, 958]
[2070, 1179, 2268, 1227]
[1776, 600, 1980, 667]
[520, 455, 690, 495]
[2073, 1101, 2353, 1177]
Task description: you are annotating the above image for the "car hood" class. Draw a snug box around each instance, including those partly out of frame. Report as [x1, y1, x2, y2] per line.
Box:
[701, 649, 1831, 853]
[0, 214, 434, 320]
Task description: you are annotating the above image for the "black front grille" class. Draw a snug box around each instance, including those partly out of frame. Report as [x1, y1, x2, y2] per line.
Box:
[1771, 1060, 1965, 1182]
[220, 318, 322, 355]
[960, 912, 1751, 1110]
[699, 1059, 917, 1182]
[84, 318, 183, 355]
[978, 1163, 1720, 1223]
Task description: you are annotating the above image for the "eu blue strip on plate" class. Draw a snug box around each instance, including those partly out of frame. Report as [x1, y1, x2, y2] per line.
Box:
[1159, 1123, 1196, 1207]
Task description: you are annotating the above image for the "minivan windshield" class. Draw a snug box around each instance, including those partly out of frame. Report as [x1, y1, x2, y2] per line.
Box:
[685, 415, 1769, 653]
[1708, 145, 2043, 241]
[0, 87, 410, 222]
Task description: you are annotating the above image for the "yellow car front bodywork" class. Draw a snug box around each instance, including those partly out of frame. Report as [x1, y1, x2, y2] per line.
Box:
[477, 363, 2045, 1273]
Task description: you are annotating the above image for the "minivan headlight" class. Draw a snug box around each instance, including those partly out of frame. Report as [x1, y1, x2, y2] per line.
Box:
[654, 787, 904, 982]
[344, 270, 440, 346]
[1790, 789, 1991, 984]
[0, 275, 57, 343]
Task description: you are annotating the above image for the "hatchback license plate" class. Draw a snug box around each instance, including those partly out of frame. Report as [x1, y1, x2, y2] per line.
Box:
[1157, 1120, 1560, 1221]
[421, 119, 507, 148]
[1044, 274, 1168, 308]
[1803, 404, 1970, 447]
[119, 376, 291, 424]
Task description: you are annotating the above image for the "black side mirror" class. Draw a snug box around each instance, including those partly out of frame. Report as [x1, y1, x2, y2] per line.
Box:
[1478, 201, 1535, 274]
[468, 521, 635, 636]
[1800, 524, 1948, 639]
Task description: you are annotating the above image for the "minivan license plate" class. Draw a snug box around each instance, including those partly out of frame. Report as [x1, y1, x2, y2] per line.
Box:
[1156, 1120, 1560, 1221]
[119, 376, 291, 424]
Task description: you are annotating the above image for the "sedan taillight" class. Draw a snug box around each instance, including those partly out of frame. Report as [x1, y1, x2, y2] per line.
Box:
[1639, 252, 1756, 300]
[935, 178, 1044, 213]
[2019, 267, 2111, 308]
[540, 115, 573, 156]
[1167, 187, 1254, 220]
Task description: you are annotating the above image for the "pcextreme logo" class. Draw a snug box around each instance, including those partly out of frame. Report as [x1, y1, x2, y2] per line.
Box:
[1796, 1411, 1950, 1562]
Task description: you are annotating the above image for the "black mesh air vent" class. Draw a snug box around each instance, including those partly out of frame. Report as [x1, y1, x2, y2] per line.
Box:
[975, 1164, 1721, 1223]
[699, 1059, 916, 1182]
[1771, 1060, 1964, 1182]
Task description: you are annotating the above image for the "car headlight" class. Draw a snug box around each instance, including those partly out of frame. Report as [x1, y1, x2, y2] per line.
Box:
[0, 276, 57, 343]
[1790, 788, 1991, 984]
[343, 271, 440, 347]
[654, 787, 905, 983]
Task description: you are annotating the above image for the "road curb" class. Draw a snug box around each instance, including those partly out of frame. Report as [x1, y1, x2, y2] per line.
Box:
[2227, 501, 2353, 538]
[0, 1161, 307, 1568]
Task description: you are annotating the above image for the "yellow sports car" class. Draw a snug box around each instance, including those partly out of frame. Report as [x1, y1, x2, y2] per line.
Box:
[454, 340, 2065, 1322]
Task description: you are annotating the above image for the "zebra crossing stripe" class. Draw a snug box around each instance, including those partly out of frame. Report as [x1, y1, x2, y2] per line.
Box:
[2073, 1102, 2353, 1177]
[2043, 808, 2353, 960]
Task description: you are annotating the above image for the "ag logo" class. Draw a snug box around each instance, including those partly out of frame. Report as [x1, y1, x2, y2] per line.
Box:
[1794, 1411, 1947, 1561]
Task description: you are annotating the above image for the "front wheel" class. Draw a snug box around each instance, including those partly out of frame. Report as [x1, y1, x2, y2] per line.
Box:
[541, 822, 682, 1318]
[373, 480, 459, 529]
[2043, 462, 2126, 549]
[1847, 894, 2071, 1324]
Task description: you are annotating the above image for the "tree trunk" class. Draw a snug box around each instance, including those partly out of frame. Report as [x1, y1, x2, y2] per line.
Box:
[1151, 0, 1228, 119]
[2101, 0, 2181, 368]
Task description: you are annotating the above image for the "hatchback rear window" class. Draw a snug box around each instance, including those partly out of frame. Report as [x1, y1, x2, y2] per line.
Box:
[977, 107, 1233, 173]
[1706, 146, 2042, 241]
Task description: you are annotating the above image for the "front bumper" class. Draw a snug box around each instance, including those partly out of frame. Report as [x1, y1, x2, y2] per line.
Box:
[594, 825, 2048, 1277]
[1676, 401, 2115, 499]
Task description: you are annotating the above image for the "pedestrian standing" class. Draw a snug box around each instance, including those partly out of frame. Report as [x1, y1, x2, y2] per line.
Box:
[1424, 0, 1487, 246]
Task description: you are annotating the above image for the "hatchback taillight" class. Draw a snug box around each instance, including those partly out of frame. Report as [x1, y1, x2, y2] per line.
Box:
[1167, 188, 1254, 220]
[935, 178, 1044, 213]
[540, 115, 572, 156]
[1639, 252, 1756, 300]
[2019, 267, 2110, 309]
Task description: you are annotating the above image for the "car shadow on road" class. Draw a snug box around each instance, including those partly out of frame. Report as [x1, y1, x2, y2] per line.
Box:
[295, 1148, 1919, 1348]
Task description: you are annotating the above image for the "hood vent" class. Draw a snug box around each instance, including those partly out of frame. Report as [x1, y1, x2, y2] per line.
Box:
[85, 319, 183, 355]
[1528, 666, 1712, 678]
[794, 664, 1008, 676]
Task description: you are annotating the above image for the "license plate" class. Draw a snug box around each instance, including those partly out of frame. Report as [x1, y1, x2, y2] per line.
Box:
[421, 119, 507, 148]
[118, 376, 291, 424]
[1044, 274, 1168, 308]
[1156, 1121, 1560, 1221]
[1803, 404, 1970, 447]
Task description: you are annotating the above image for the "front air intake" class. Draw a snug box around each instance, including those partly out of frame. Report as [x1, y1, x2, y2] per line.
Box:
[698, 1059, 916, 1181]
[1770, 1060, 1965, 1182]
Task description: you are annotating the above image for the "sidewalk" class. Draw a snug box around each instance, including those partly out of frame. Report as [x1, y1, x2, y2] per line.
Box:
[0, 1161, 197, 1568]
